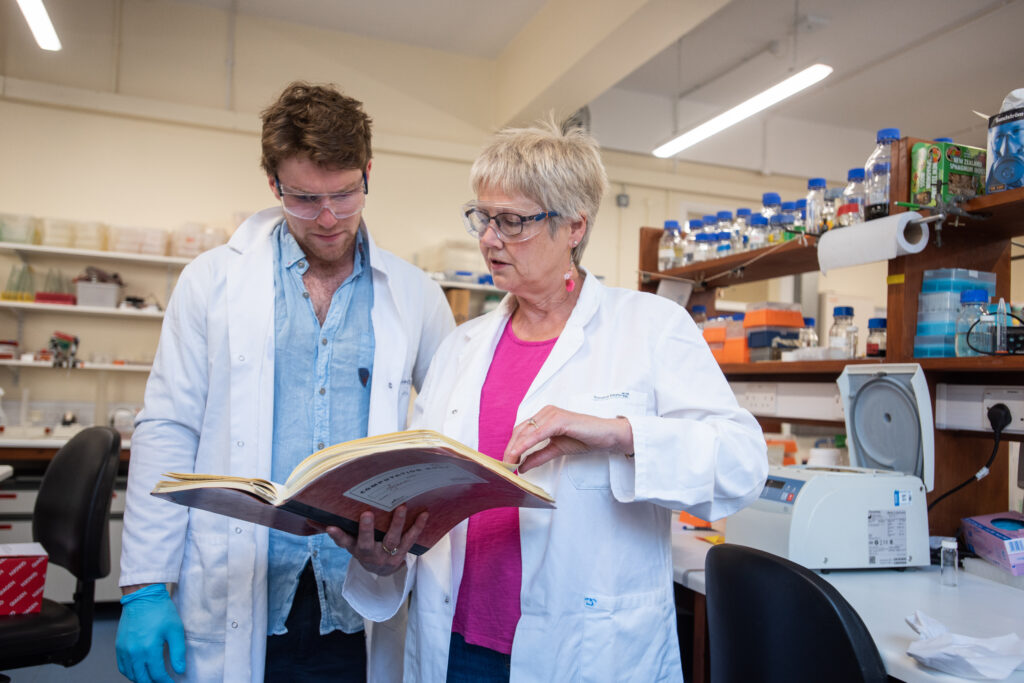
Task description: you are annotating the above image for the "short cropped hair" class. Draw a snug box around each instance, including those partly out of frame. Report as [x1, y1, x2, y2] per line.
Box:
[470, 116, 607, 265]
[260, 81, 373, 176]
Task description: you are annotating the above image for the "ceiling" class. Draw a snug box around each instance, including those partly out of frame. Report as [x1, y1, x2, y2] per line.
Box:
[173, 0, 1023, 156]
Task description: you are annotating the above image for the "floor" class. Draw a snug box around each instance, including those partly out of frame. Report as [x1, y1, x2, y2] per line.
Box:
[5, 603, 122, 682]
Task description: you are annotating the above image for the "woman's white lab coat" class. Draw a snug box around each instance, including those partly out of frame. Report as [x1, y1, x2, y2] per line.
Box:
[119, 207, 454, 682]
[344, 272, 768, 682]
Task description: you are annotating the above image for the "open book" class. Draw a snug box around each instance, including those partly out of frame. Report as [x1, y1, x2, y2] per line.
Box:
[151, 429, 555, 555]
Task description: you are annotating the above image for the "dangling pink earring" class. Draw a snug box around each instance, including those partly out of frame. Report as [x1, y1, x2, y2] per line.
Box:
[564, 242, 577, 292]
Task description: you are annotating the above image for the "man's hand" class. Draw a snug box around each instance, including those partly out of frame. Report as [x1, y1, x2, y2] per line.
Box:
[116, 583, 186, 683]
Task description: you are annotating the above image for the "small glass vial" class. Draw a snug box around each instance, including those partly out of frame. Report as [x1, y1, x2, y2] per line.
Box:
[828, 306, 855, 358]
[940, 539, 958, 587]
[866, 318, 887, 357]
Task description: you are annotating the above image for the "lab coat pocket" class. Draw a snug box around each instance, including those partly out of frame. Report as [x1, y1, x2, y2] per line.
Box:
[565, 391, 649, 490]
[579, 588, 675, 682]
[177, 529, 228, 643]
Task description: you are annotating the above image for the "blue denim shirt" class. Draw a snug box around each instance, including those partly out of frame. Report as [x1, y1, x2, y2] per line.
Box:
[267, 221, 374, 635]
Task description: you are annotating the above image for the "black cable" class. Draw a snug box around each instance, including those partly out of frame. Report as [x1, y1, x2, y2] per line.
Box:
[928, 403, 1012, 511]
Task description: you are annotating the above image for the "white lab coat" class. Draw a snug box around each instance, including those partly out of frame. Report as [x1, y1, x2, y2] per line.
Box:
[344, 272, 768, 682]
[119, 207, 454, 683]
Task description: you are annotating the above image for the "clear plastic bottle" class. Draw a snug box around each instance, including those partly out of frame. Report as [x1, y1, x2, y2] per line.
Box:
[864, 127, 900, 180]
[866, 162, 891, 220]
[829, 306, 856, 358]
[734, 208, 751, 237]
[805, 177, 827, 234]
[840, 167, 867, 225]
[955, 289, 990, 356]
[693, 233, 713, 262]
[702, 215, 717, 235]
[761, 192, 782, 222]
[799, 317, 819, 348]
[866, 318, 887, 357]
[715, 235, 732, 260]
[658, 220, 681, 270]
[716, 211, 733, 240]
[690, 304, 707, 327]
[747, 214, 768, 250]
[940, 539, 958, 587]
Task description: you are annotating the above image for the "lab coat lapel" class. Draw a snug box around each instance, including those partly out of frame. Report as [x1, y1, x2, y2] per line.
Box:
[364, 226, 409, 436]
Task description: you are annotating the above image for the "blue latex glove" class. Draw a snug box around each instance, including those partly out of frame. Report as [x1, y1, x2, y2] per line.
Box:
[116, 583, 186, 683]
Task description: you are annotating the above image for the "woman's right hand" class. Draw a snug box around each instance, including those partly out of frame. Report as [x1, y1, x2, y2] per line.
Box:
[324, 505, 428, 576]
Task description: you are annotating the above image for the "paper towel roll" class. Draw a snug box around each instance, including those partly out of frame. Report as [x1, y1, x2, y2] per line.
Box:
[817, 212, 927, 273]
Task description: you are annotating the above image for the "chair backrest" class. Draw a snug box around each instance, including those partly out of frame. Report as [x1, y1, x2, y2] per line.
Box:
[33, 426, 121, 581]
[705, 543, 888, 683]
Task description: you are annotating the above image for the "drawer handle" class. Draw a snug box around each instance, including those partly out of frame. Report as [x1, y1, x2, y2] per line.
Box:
[0, 494, 17, 499]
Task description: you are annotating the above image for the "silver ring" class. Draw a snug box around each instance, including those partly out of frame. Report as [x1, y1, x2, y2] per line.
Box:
[528, 418, 537, 428]
[381, 541, 399, 556]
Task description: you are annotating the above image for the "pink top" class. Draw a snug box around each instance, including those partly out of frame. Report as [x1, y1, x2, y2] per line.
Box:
[450, 320, 556, 654]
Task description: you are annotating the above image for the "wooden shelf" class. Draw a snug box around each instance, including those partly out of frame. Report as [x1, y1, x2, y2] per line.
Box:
[719, 355, 1024, 379]
[640, 229, 819, 290]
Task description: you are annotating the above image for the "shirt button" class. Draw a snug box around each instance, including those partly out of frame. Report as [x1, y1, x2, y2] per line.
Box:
[321, 338, 328, 345]
[317, 442, 324, 449]
[303, 292, 310, 299]
[235, 527, 242, 534]
[231, 620, 238, 629]
[312, 549, 319, 558]
[319, 387, 326, 395]
[298, 261, 306, 269]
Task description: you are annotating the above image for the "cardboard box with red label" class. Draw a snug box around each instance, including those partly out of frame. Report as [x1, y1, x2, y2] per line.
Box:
[0, 542, 48, 615]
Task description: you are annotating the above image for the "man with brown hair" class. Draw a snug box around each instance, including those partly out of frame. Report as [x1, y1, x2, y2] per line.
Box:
[116, 82, 454, 683]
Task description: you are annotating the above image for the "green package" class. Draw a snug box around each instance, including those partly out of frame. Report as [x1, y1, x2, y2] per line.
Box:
[910, 142, 986, 206]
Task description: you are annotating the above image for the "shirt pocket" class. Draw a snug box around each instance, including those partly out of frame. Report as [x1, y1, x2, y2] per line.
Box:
[564, 391, 649, 490]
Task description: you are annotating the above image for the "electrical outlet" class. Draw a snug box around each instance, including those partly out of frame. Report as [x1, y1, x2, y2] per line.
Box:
[982, 388, 1024, 433]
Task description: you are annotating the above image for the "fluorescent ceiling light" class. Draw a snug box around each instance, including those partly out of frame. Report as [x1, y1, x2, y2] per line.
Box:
[16, 0, 62, 52]
[653, 63, 833, 158]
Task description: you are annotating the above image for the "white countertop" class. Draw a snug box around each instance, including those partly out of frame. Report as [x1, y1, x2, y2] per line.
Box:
[671, 525, 1024, 683]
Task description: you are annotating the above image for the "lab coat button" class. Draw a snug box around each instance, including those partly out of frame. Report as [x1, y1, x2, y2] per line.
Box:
[451, 409, 458, 415]
[235, 527, 242, 534]
[236, 440, 243, 447]
[238, 355, 245, 362]
[388, 382, 393, 389]
[319, 387, 326, 395]
[231, 620, 238, 629]
[443, 596, 450, 604]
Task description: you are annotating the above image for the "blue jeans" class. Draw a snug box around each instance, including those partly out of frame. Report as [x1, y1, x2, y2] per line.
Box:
[264, 563, 366, 682]
[446, 631, 512, 683]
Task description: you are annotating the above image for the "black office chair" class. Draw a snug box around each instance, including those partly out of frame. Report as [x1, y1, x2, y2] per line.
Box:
[705, 543, 888, 683]
[0, 426, 121, 676]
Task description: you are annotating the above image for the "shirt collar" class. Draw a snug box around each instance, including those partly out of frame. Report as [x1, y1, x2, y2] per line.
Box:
[277, 220, 369, 276]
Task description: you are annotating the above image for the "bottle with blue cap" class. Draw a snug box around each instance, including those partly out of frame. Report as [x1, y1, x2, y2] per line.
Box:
[794, 198, 807, 232]
[760, 192, 782, 222]
[734, 208, 751, 250]
[866, 162, 891, 220]
[805, 178, 827, 234]
[747, 214, 768, 250]
[799, 317, 819, 348]
[865, 127, 901, 179]
[829, 306, 856, 358]
[866, 318, 887, 357]
[658, 219, 682, 270]
[956, 289, 990, 357]
[690, 304, 707, 327]
[683, 219, 703, 264]
[840, 168, 867, 225]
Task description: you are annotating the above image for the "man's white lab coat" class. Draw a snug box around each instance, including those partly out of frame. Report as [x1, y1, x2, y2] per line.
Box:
[120, 207, 454, 682]
[344, 272, 768, 682]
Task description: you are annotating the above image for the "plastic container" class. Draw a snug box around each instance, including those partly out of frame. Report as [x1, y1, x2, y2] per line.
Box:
[0, 213, 38, 244]
[804, 178, 827, 235]
[866, 318, 887, 357]
[864, 127, 900, 182]
[823, 188, 843, 231]
[733, 209, 751, 249]
[917, 291, 962, 313]
[746, 326, 801, 349]
[171, 222, 204, 258]
[828, 306, 856, 359]
[39, 218, 75, 248]
[866, 162, 891, 220]
[108, 225, 144, 253]
[921, 268, 997, 297]
[914, 333, 957, 358]
[940, 539, 958, 587]
[73, 222, 106, 251]
[76, 281, 122, 308]
[746, 214, 768, 250]
[955, 289, 989, 357]
[138, 227, 169, 256]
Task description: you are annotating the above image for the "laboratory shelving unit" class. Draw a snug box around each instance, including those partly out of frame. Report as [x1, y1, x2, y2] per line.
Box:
[638, 139, 1024, 537]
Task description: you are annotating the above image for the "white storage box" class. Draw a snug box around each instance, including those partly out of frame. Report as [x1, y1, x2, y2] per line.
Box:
[76, 281, 122, 308]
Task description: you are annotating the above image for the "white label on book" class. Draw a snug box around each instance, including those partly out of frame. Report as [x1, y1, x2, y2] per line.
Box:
[343, 463, 487, 511]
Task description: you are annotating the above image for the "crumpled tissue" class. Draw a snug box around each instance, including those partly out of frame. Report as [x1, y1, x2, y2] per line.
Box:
[906, 610, 1024, 680]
